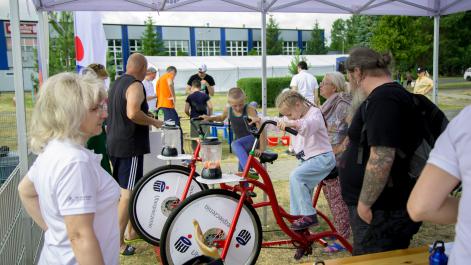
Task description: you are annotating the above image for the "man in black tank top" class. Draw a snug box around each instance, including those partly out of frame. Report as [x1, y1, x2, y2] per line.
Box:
[107, 53, 163, 255]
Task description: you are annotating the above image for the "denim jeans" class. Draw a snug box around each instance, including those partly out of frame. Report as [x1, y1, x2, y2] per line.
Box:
[347, 205, 421, 256]
[231, 135, 256, 172]
[290, 152, 335, 216]
[158, 107, 184, 153]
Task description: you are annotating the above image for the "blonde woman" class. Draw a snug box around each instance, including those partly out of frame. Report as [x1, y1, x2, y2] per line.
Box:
[319, 72, 352, 251]
[18, 72, 120, 265]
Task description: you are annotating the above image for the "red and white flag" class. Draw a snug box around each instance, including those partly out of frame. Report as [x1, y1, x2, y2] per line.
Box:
[74, 12, 107, 73]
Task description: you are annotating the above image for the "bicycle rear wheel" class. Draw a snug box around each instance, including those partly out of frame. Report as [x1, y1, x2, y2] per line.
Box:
[129, 165, 206, 245]
[160, 189, 262, 265]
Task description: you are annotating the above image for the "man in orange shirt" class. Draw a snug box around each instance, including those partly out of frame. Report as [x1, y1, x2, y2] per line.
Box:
[155, 66, 184, 152]
[156, 66, 178, 122]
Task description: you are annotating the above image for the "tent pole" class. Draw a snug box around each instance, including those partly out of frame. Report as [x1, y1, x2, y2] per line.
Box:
[38, 11, 50, 81]
[10, 1, 32, 264]
[9, 0, 28, 174]
[432, 15, 439, 104]
[261, 8, 267, 116]
[261, 3, 268, 228]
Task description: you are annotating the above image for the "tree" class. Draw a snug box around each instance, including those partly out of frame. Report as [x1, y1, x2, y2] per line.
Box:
[141, 16, 166, 56]
[288, 48, 307, 75]
[330, 19, 347, 53]
[371, 16, 432, 75]
[306, 20, 327, 54]
[266, 15, 283, 55]
[49, 11, 76, 75]
[247, 49, 258, 56]
[438, 12, 471, 75]
[344, 15, 379, 51]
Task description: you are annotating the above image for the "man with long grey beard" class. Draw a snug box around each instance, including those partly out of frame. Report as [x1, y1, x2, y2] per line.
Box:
[338, 47, 422, 255]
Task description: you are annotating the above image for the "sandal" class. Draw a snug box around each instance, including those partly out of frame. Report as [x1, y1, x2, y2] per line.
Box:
[120, 245, 136, 256]
[124, 237, 143, 244]
[322, 242, 345, 253]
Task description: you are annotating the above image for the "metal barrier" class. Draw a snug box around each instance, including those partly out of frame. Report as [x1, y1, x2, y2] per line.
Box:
[0, 161, 43, 265]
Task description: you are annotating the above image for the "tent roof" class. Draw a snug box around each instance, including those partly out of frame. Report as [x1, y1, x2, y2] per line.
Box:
[32, 0, 471, 16]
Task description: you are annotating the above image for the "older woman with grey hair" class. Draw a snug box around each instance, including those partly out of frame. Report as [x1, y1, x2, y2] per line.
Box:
[18, 72, 120, 265]
[319, 71, 352, 251]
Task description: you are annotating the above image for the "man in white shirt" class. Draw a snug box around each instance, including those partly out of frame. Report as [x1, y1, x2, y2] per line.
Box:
[143, 66, 158, 115]
[290, 61, 319, 105]
[408, 106, 471, 265]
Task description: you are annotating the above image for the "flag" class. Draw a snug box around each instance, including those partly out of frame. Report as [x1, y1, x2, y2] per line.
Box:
[74, 11, 107, 73]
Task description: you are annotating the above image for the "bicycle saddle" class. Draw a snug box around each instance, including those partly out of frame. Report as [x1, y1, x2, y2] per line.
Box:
[259, 151, 278, 163]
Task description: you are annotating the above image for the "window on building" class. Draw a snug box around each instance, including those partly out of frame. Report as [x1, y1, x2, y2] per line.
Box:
[129, 39, 142, 54]
[108, 39, 123, 72]
[226, 41, 248, 56]
[252, 41, 261, 55]
[283, 41, 298, 55]
[302, 41, 308, 52]
[6, 37, 38, 67]
[197, 40, 220, 56]
[164, 40, 189, 56]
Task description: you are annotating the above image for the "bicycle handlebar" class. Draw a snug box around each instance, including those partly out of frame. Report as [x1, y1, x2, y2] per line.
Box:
[190, 117, 224, 136]
[243, 117, 298, 137]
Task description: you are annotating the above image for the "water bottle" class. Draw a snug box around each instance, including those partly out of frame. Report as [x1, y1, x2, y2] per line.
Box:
[429, 240, 448, 265]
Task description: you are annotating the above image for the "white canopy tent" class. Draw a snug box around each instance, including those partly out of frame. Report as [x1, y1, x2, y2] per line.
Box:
[9, 0, 471, 180]
[147, 54, 346, 92]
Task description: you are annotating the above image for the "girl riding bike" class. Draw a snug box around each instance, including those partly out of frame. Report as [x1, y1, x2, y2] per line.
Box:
[251, 90, 336, 258]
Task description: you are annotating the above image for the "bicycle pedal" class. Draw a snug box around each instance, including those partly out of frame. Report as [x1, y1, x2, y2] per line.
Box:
[246, 191, 257, 197]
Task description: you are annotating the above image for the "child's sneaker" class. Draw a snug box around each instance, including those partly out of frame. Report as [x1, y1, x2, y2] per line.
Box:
[291, 214, 319, 230]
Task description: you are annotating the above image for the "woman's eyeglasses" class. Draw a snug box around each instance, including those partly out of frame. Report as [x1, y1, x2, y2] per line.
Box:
[90, 101, 108, 115]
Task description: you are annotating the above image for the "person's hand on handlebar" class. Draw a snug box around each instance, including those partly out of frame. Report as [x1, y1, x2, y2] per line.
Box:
[254, 149, 263, 157]
[199, 114, 211, 121]
[277, 120, 296, 131]
[248, 116, 261, 126]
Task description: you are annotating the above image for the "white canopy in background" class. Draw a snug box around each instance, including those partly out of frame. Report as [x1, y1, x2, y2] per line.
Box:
[9, 0, 471, 178]
[147, 54, 346, 91]
[31, 0, 470, 16]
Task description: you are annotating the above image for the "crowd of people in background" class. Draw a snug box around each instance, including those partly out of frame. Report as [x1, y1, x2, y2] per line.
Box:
[16, 47, 470, 264]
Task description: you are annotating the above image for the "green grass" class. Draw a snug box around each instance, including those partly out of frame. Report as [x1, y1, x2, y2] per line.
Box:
[0, 92, 34, 150]
[439, 81, 471, 89]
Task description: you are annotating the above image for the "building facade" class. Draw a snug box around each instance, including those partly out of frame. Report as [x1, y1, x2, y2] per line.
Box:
[0, 20, 324, 91]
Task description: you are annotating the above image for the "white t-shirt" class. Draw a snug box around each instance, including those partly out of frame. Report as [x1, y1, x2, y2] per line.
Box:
[143, 79, 157, 111]
[290, 70, 319, 104]
[27, 139, 120, 265]
[427, 106, 471, 265]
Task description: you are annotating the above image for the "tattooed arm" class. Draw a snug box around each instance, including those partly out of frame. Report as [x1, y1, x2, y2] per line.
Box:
[357, 146, 395, 224]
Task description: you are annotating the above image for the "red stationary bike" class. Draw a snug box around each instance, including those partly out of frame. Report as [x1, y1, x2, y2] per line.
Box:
[159, 119, 352, 265]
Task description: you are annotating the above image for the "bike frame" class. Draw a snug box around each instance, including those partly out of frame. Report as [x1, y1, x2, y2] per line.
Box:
[217, 123, 352, 260]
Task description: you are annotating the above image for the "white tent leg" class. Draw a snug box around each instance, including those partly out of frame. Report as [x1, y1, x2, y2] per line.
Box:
[9, 0, 28, 174]
[38, 11, 50, 81]
[432, 15, 440, 104]
[261, 5, 268, 228]
[261, 10, 267, 116]
[10, 1, 32, 264]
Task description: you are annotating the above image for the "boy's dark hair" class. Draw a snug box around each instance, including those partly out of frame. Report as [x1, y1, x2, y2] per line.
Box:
[297, 61, 308, 70]
[192, 79, 201, 88]
[167, 66, 177, 73]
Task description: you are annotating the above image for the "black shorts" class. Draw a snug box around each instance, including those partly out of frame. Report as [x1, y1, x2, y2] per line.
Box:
[110, 155, 144, 190]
